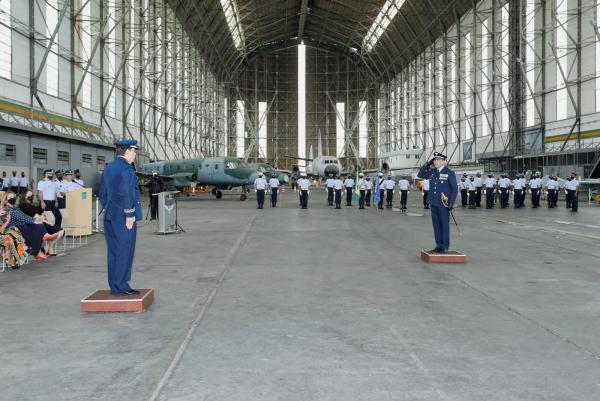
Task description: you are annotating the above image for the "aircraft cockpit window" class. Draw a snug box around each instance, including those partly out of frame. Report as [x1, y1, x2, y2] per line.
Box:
[205, 164, 210, 168]
[225, 162, 238, 169]
[214, 164, 219, 170]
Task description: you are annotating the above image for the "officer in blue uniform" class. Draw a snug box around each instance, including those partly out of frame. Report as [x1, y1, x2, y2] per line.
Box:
[99, 140, 143, 295]
[417, 152, 458, 253]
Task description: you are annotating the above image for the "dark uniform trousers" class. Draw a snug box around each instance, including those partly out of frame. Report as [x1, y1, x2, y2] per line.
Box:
[378, 189, 385, 209]
[567, 189, 578, 211]
[486, 189, 495, 208]
[475, 187, 482, 207]
[468, 190, 476, 208]
[365, 189, 372, 206]
[547, 189, 556, 207]
[327, 188, 334, 206]
[334, 189, 342, 208]
[104, 220, 137, 294]
[386, 189, 394, 208]
[521, 190, 527, 207]
[431, 205, 450, 250]
[359, 190, 365, 209]
[10, 186, 18, 193]
[531, 188, 540, 207]
[400, 190, 408, 209]
[256, 189, 265, 208]
[43, 201, 62, 228]
[300, 190, 309, 209]
[514, 189, 523, 208]
[19, 186, 28, 195]
[345, 187, 353, 206]
[423, 190, 429, 208]
[271, 188, 278, 207]
[500, 188, 508, 208]
[150, 195, 159, 219]
[461, 189, 468, 207]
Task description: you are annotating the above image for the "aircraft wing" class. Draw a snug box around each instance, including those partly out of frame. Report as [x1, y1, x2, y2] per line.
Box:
[135, 171, 175, 182]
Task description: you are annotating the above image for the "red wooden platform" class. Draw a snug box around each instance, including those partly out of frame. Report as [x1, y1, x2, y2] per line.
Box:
[421, 250, 467, 264]
[81, 289, 154, 313]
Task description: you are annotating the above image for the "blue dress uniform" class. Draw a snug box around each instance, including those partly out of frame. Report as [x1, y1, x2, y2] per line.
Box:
[417, 152, 458, 252]
[99, 140, 142, 295]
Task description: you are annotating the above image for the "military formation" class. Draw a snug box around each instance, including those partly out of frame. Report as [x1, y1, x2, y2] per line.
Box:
[458, 171, 580, 212]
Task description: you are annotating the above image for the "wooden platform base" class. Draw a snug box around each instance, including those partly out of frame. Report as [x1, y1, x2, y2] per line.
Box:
[81, 289, 154, 313]
[421, 250, 467, 264]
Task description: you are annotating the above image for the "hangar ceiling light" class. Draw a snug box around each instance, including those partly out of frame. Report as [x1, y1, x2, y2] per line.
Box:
[219, 0, 245, 50]
[362, 0, 406, 52]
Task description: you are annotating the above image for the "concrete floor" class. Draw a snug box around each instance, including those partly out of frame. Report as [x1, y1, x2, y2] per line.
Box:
[1, 188, 600, 401]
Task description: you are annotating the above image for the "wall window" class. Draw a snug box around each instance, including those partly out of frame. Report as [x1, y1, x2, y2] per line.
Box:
[501, 3, 510, 132]
[46, 0, 59, 97]
[33, 148, 48, 164]
[481, 19, 489, 137]
[258, 101, 267, 158]
[81, 153, 93, 167]
[96, 155, 106, 169]
[106, 0, 117, 117]
[335, 102, 345, 158]
[0, 143, 16, 161]
[0, 0, 11, 79]
[236, 99, 245, 158]
[525, 0, 537, 126]
[57, 150, 70, 166]
[464, 32, 473, 141]
[358, 100, 367, 157]
[80, 0, 92, 108]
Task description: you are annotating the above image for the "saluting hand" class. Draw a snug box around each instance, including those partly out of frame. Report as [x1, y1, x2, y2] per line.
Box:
[126, 216, 135, 230]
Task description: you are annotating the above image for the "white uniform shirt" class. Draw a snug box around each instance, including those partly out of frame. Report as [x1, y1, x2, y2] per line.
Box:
[474, 177, 483, 188]
[333, 179, 343, 190]
[484, 177, 496, 188]
[358, 179, 367, 190]
[268, 178, 280, 188]
[422, 179, 430, 191]
[512, 179, 523, 190]
[466, 180, 476, 191]
[254, 177, 267, 190]
[398, 179, 409, 191]
[61, 180, 80, 193]
[2, 177, 9, 188]
[565, 179, 579, 191]
[546, 179, 558, 190]
[529, 178, 541, 189]
[498, 178, 510, 188]
[459, 181, 467, 190]
[9, 176, 19, 187]
[520, 178, 527, 188]
[74, 178, 84, 187]
[383, 179, 395, 190]
[37, 179, 57, 201]
[19, 176, 28, 187]
[364, 180, 373, 190]
[298, 178, 310, 190]
[343, 178, 354, 188]
[326, 178, 334, 188]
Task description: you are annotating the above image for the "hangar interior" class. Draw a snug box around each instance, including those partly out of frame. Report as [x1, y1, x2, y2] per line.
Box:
[1, 0, 600, 178]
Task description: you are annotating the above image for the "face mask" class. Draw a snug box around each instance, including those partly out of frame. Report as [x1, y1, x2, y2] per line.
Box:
[26, 196, 33, 202]
[75, 174, 80, 179]
[7, 198, 16, 205]
[47, 175, 54, 180]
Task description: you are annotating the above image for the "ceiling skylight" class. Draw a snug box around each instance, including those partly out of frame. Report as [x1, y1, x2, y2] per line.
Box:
[219, 0, 245, 50]
[362, 0, 406, 52]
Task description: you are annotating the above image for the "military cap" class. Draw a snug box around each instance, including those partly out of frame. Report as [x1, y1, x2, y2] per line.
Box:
[432, 152, 447, 160]
[114, 139, 139, 149]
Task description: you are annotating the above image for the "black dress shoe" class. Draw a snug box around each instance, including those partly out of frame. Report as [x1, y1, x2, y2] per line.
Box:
[428, 248, 441, 253]
[125, 289, 140, 295]
[437, 249, 448, 253]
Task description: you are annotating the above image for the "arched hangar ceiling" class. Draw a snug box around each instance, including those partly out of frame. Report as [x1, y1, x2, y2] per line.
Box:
[167, 0, 473, 83]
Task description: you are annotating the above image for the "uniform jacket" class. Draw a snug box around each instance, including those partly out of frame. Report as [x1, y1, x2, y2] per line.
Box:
[100, 156, 143, 221]
[417, 164, 458, 207]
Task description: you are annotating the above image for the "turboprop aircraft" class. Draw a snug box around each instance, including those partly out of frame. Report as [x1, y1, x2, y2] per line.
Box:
[139, 157, 287, 201]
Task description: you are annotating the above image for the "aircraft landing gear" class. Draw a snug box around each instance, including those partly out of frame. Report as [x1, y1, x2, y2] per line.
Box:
[211, 188, 223, 199]
[240, 186, 248, 201]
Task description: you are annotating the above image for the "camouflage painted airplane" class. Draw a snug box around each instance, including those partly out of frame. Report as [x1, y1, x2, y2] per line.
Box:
[139, 157, 288, 201]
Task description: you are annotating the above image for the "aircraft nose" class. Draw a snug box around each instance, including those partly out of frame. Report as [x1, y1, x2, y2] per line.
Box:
[325, 165, 339, 175]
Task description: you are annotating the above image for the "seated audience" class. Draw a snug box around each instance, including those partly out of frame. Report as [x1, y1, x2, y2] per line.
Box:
[0, 191, 59, 261]
[0, 207, 28, 269]
[19, 190, 65, 256]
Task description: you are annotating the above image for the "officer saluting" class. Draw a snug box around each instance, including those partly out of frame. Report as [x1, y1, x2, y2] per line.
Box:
[99, 140, 143, 295]
[417, 152, 458, 253]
